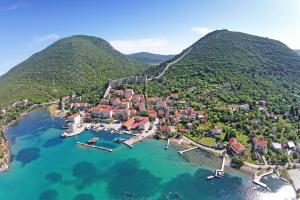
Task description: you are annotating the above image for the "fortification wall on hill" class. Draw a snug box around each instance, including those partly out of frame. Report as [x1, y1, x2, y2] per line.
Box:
[109, 75, 147, 88]
[103, 75, 147, 98]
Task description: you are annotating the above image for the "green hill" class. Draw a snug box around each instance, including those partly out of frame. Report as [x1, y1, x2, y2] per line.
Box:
[128, 52, 174, 65]
[295, 50, 300, 56]
[146, 30, 300, 113]
[0, 35, 149, 107]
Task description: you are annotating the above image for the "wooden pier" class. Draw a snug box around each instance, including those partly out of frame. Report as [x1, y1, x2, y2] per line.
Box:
[178, 146, 198, 155]
[76, 142, 113, 152]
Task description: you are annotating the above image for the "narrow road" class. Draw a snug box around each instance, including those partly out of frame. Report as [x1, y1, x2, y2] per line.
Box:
[148, 48, 192, 81]
[38, 100, 59, 106]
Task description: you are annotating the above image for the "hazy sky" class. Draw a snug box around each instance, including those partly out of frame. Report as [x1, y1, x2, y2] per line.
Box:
[0, 0, 300, 75]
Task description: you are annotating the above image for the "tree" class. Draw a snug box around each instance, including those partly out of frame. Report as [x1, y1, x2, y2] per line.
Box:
[231, 157, 244, 169]
[58, 97, 63, 110]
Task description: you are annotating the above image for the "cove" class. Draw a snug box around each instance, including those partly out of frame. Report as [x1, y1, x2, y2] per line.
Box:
[0, 109, 294, 200]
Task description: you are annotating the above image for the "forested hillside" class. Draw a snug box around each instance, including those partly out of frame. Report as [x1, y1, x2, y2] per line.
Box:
[0, 35, 149, 107]
[146, 30, 300, 113]
[129, 52, 174, 65]
[124, 30, 300, 164]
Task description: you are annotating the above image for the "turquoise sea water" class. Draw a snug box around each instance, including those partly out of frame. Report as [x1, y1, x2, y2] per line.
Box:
[0, 109, 295, 200]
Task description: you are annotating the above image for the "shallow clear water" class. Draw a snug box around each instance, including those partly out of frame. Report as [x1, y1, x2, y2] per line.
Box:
[0, 109, 295, 200]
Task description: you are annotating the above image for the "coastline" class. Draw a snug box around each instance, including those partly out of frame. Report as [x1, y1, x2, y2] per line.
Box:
[169, 136, 260, 175]
[0, 103, 56, 173]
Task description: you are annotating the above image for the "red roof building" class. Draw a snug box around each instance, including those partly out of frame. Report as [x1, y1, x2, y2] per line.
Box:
[170, 93, 179, 99]
[71, 102, 90, 110]
[229, 137, 245, 156]
[159, 118, 166, 125]
[111, 98, 121, 106]
[147, 109, 157, 118]
[122, 117, 136, 130]
[160, 126, 171, 133]
[253, 138, 268, 153]
[132, 95, 141, 103]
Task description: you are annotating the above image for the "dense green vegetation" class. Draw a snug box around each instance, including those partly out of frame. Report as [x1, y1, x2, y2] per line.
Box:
[128, 52, 174, 65]
[147, 30, 300, 107]
[141, 30, 300, 164]
[231, 157, 244, 169]
[0, 35, 150, 107]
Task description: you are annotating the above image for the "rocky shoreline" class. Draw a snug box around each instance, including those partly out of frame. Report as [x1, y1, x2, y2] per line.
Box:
[0, 136, 9, 173]
[0, 105, 46, 173]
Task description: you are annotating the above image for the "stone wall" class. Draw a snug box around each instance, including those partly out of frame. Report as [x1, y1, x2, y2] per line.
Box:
[103, 75, 147, 98]
[109, 75, 147, 88]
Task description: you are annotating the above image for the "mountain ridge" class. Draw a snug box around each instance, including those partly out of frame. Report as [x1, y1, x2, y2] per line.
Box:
[128, 52, 175, 65]
[0, 35, 150, 107]
[145, 30, 300, 113]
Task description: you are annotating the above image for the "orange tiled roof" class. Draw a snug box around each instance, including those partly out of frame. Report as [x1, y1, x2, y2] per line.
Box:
[123, 117, 135, 127]
[231, 142, 245, 153]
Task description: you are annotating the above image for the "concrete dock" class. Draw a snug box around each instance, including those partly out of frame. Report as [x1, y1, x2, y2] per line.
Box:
[215, 156, 226, 178]
[178, 146, 198, 155]
[253, 171, 273, 191]
[165, 139, 170, 150]
[76, 142, 113, 152]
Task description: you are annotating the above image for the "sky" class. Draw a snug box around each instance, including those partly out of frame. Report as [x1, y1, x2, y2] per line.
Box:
[0, 0, 300, 75]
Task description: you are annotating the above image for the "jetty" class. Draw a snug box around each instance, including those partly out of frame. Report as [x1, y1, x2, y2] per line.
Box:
[165, 139, 170, 150]
[76, 142, 113, 152]
[214, 156, 226, 178]
[253, 178, 268, 189]
[253, 171, 272, 191]
[123, 127, 157, 148]
[178, 146, 198, 155]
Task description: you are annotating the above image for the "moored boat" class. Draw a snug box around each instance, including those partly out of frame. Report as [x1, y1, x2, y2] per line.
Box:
[206, 175, 215, 180]
[115, 138, 127, 143]
[87, 137, 99, 144]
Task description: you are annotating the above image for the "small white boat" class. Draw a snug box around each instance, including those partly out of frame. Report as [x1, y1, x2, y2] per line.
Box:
[206, 175, 215, 180]
[87, 137, 99, 144]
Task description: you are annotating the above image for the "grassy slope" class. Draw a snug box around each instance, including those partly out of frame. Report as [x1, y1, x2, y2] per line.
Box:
[0, 35, 149, 107]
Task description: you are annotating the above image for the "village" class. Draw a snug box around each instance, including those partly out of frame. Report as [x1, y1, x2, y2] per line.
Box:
[2, 87, 300, 194]
[54, 87, 300, 168]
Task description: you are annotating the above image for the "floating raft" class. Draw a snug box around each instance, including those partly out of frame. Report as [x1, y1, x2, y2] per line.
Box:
[76, 142, 113, 152]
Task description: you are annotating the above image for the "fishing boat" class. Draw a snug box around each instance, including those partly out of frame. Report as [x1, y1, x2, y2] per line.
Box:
[206, 175, 215, 180]
[87, 137, 99, 144]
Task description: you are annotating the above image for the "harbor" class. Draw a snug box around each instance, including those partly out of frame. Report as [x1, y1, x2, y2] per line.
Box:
[1, 108, 297, 200]
[75, 142, 113, 152]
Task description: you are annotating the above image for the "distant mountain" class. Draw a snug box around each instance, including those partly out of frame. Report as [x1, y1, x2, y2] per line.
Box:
[295, 50, 300, 56]
[147, 30, 300, 112]
[0, 35, 149, 107]
[129, 52, 174, 65]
